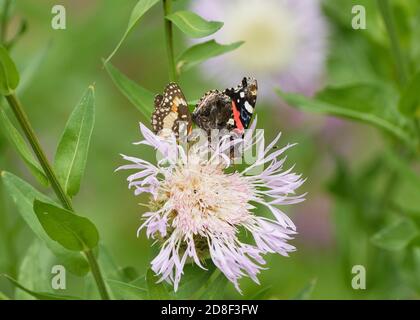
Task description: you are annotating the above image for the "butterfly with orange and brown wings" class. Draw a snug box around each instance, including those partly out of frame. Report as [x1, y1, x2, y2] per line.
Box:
[151, 83, 192, 138]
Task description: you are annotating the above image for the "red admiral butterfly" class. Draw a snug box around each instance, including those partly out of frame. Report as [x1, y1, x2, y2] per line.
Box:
[191, 89, 233, 134]
[192, 77, 257, 135]
[151, 77, 257, 137]
[223, 77, 258, 132]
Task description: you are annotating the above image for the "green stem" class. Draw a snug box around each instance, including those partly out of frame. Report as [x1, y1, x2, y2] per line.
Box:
[1, 0, 11, 43]
[377, 0, 408, 85]
[5, 94, 73, 210]
[4, 93, 110, 300]
[163, 0, 177, 82]
[84, 250, 110, 300]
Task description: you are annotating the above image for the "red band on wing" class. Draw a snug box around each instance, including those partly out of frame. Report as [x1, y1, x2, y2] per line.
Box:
[231, 100, 244, 133]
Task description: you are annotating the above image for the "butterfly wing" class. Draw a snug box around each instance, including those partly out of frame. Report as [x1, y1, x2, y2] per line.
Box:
[151, 94, 165, 133]
[223, 77, 258, 131]
[192, 90, 234, 134]
[151, 83, 192, 137]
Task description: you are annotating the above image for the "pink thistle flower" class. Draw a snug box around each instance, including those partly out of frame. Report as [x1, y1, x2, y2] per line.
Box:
[117, 120, 305, 292]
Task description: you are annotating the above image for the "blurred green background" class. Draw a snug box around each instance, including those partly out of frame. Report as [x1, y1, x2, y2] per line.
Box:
[1, 0, 420, 299]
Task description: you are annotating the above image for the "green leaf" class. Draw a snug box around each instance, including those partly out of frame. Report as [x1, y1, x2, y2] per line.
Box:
[0, 291, 10, 300]
[97, 245, 123, 281]
[1, 171, 89, 276]
[2, 274, 80, 300]
[322, 0, 386, 45]
[54, 86, 95, 197]
[146, 268, 170, 299]
[0, 45, 19, 95]
[199, 272, 228, 300]
[371, 218, 419, 251]
[249, 286, 272, 300]
[104, 62, 154, 118]
[15, 239, 58, 300]
[105, 0, 160, 63]
[120, 266, 139, 282]
[166, 10, 223, 38]
[106, 279, 148, 300]
[17, 43, 49, 95]
[398, 71, 420, 117]
[0, 108, 48, 186]
[402, 247, 420, 293]
[276, 83, 413, 146]
[33, 199, 99, 251]
[293, 279, 317, 300]
[175, 263, 215, 299]
[131, 273, 147, 287]
[385, 151, 420, 215]
[176, 40, 243, 73]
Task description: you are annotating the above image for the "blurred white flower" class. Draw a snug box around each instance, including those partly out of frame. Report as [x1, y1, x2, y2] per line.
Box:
[191, 0, 328, 98]
[117, 121, 305, 292]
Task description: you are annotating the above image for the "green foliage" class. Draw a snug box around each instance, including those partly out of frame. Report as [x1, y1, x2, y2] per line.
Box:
[119, 267, 139, 282]
[385, 151, 420, 214]
[398, 71, 420, 116]
[33, 200, 99, 252]
[1, 172, 89, 276]
[371, 219, 419, 251]
[146, 268, 170, 299]
[175, 263, 216, 299]
[14, 239, 56, 300]
[0, 45, 19, 95]
[1, 0, 420, 301]
[104, 62, 154, 119]
[17, 43, 49, 95]
[166, 10, 223, 38]
[277, 83, 415, 147]
[402, 247, 420, 293]
[322, 0, 387, 46]
[198, 272, 228, 300]
[106, 279, 148, 300]
[0, 291, 10, 300]
[54, 86, 95, 197]
[293, 279, 317, 300]
[105, 0, 160, 63]
[176, 40, 243, 74]
[249, 287, 272, 300]
[0, 109, 48, 186]
[2, 274, 80, 300]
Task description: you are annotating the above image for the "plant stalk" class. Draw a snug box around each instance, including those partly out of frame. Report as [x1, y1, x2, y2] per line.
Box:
[163, 0, 177, 82]
[377, 0, 408, 85]
[5, 93, 110, 300]
[5, 94, 73, 210]
[84, 249, 110, 300]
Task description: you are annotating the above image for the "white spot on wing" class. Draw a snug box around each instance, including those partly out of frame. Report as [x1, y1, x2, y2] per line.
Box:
[244, 101, 253, 113]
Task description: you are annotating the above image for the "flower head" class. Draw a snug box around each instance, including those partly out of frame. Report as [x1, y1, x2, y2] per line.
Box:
[191, 0, 328, 98]
[117, 121, 305, 292]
